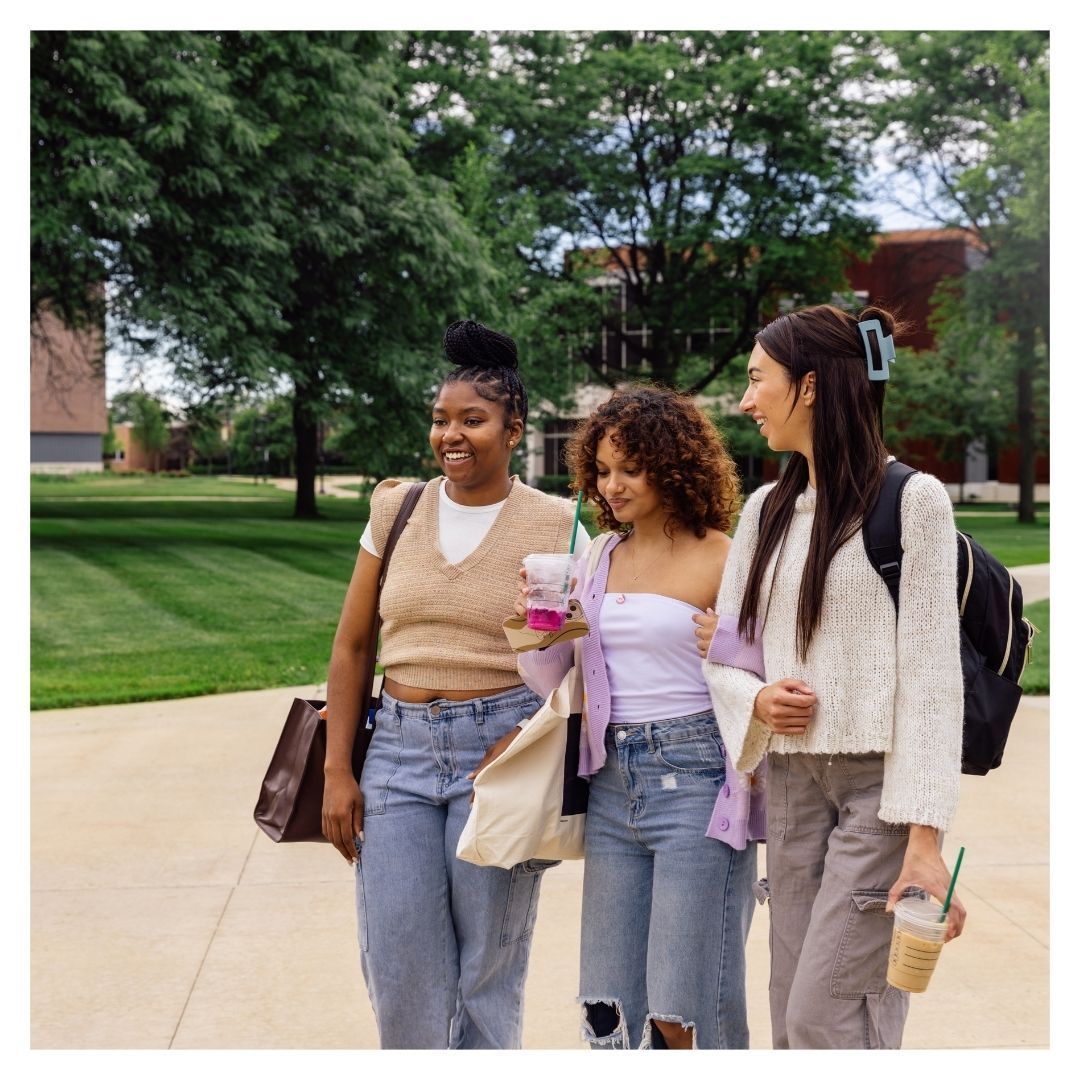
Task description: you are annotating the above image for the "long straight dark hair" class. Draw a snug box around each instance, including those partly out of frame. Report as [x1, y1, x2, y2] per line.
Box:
[738, 303, 906, 659]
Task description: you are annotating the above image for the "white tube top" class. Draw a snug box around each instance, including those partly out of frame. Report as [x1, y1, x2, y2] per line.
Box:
[599, 593, 715, 725]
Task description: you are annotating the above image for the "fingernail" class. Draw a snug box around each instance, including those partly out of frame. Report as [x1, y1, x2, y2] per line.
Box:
[358, 831, 365, 843]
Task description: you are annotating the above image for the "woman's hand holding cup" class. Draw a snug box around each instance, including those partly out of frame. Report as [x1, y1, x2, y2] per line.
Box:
[515, 564, 575, 620]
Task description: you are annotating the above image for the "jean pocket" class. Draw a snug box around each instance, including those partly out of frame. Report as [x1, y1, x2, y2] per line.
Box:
[359, 714, 402, 817]
[499, 859, 554, 946]
[654, 730, 726, 779]
[831, 889, 894, 999]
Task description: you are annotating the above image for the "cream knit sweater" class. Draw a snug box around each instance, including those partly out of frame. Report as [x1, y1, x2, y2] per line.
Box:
[703, 474, 963, 831]
[370, 475, 577, 691]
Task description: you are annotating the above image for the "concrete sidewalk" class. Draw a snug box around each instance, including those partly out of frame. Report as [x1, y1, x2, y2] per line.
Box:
[30, 685, 1049, 1049]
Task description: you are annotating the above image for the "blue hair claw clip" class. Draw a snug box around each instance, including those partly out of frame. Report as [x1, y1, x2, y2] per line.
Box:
[858, 318, 896, 381]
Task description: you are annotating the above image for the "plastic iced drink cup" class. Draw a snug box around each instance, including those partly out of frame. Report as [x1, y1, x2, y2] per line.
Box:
[886, 896, 947, 993]
[523, 554, 575, 632]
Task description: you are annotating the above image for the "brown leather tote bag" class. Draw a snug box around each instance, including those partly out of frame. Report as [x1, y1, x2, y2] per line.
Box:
[254, 481, 426, 842]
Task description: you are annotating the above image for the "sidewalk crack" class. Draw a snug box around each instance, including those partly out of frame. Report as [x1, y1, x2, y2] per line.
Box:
[168, 830, 259, 1048]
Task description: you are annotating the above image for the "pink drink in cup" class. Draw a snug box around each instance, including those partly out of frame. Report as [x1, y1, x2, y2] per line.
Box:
[523, 554, 575, 632]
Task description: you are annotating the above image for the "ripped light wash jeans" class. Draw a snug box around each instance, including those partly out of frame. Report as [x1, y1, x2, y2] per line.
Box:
[354, 684, 554, 1049]
[578, 711, 757, 1049]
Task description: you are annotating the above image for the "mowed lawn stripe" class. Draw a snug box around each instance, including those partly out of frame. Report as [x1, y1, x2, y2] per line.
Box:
[31, 545, 201, 652]
[30, 503, 366, 708]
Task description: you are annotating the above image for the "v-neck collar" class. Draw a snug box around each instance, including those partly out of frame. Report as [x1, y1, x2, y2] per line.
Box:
[427, 474, 523, 581]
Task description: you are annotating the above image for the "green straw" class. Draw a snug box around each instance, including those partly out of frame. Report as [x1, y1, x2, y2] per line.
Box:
[938, 846, 965, 922]
[569, 489, 584, 554]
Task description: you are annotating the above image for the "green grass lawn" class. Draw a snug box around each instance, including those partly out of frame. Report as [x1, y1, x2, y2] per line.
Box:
[30, 474, 1050, 709]
[1019, 598, 1049, 695]
[32, 475, 371, 709]
[953, 513, 1049, 567]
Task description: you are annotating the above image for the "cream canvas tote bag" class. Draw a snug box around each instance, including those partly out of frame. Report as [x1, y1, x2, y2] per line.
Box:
[456, 535, 612, 869]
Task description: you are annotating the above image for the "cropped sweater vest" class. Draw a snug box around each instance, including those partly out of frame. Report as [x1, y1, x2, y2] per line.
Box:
[369, 475, 577, 691]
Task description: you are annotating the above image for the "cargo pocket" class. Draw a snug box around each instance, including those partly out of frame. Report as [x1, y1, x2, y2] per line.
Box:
[865, 985, 908, 1049]
[500, 859, 556, 946]
[831, 890, 894, 999]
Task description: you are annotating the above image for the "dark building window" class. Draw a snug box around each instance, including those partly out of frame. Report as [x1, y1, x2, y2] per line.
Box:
[543, 419, 578, 476]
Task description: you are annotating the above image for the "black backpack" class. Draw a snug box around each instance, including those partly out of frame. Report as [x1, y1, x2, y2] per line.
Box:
[862, 460, 1038, 775]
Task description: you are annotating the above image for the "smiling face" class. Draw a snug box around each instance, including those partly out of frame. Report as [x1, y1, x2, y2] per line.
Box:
[594, 432, 663, 528]
[740, 343, 814, 456]
[430, 380, 521, 498]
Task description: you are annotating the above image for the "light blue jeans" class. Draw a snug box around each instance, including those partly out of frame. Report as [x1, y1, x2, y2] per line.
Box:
[354, 684, 552, 1049]
[578, 711, 757, 1049]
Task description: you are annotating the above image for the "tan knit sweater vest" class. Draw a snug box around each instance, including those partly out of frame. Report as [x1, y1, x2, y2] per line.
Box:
[369, 475, 577, 691]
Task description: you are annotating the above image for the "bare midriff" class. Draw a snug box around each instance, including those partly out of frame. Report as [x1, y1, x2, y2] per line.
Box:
[382, 675, 523, 705]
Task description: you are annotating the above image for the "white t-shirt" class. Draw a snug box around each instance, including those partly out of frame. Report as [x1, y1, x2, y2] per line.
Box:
[360, 477, 591, 564]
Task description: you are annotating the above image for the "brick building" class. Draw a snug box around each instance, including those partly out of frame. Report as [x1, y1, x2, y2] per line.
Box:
[30, 308, 107, 473]
[526, 229, 1049, 502]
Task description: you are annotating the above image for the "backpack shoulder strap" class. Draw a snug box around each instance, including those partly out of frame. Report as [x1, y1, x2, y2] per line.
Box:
[862, 460, 918, 611]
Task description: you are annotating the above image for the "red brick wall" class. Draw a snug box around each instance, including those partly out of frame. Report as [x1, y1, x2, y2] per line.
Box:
[30, 309, 107, 434]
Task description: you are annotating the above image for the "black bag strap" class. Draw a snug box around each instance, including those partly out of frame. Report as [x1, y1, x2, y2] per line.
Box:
[360, 480, 428, 701]
[861, 460, 917, 611]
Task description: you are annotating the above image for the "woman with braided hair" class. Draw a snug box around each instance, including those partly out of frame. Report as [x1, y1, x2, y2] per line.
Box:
[322, 319, 590, 1049]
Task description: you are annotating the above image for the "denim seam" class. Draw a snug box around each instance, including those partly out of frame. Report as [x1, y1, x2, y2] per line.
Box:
[363, 718, 404, 817]
[499, 863, 543, 947]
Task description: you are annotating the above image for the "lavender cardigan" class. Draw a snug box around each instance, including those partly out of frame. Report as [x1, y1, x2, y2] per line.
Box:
[517, 533, 766, 851]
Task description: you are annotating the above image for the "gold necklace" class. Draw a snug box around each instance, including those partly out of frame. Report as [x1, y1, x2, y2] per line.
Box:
[628, 536, 673, 582]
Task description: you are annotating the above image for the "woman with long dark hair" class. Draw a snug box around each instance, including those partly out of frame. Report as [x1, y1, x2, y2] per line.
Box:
[321, 319, 589, 1049]
[700, 304, 966, 1049]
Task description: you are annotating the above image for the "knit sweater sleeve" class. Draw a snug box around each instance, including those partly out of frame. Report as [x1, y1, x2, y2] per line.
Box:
[703, 484, 774, 773]
[878, 473, 963, 830]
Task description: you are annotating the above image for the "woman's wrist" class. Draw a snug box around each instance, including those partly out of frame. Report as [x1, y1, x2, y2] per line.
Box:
[905, 823, 939, 851]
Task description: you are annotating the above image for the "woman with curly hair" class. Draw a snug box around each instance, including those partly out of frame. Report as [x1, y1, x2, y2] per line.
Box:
[511, 384, 759, 1049]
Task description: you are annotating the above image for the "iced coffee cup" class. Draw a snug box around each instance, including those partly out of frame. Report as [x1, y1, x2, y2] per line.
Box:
[886, 896, 948, 993]
[522, 553, 576, 632]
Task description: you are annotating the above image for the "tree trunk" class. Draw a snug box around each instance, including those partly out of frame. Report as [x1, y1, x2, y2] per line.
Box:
[1016, 324, 1036, 525]
[293, 386, 320, 519]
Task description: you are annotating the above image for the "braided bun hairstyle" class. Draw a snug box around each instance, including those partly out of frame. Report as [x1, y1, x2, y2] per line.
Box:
[439, 319, 528, 427]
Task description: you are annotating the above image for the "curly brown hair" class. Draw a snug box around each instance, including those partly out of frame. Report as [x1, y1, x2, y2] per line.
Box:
[565, 384, 741, 538]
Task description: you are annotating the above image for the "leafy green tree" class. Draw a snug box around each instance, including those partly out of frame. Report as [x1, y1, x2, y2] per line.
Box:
[396, 31, 878, 397]
[230, 398, 295, 477]
[871, 30, 1049, 521]
[183, 400, 227, 473]
[32, 31, 495, 517]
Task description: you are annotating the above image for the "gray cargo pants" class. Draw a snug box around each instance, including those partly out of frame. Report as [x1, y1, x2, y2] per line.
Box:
[760, 752, 913, 1049]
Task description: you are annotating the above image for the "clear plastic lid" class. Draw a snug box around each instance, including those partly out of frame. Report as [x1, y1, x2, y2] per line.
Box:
[893, 896, 948, 941]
